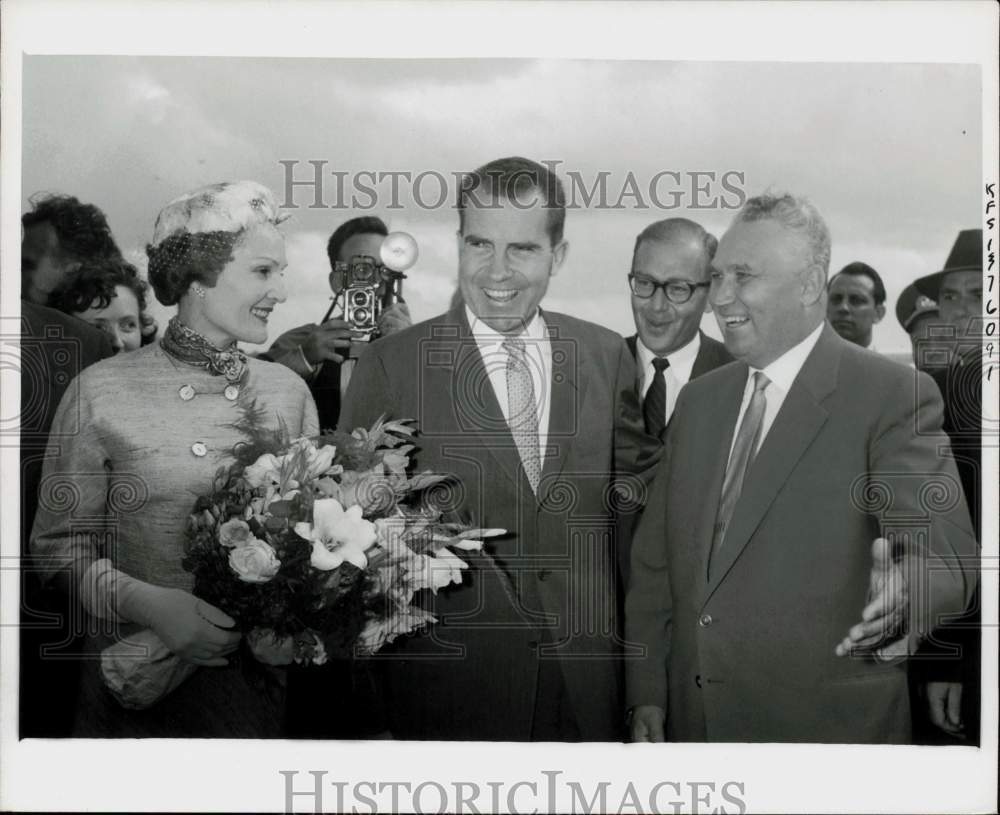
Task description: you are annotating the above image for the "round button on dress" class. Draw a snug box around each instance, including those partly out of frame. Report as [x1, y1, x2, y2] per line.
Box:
[191, 442, 208, 457]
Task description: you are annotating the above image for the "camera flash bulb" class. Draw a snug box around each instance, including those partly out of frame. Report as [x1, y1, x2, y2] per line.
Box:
[380, 231, 419, 271]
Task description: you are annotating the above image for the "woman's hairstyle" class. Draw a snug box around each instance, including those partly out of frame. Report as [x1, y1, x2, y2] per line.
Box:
[146, 180, 286, 306]
[21, 193, 121, 263]
[50, 255, 148, 315]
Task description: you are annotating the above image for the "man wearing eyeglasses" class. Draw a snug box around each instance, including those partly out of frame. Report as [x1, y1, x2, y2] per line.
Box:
[627, 218, 733, 439]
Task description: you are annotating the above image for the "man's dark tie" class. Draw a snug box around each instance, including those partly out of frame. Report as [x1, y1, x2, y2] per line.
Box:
[643, 357, 670, 438]
[709, 371, 770, 576]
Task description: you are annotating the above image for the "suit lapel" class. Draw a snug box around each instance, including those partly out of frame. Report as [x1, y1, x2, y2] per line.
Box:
[694, 364, 748, 594]
[703, 327, 842, 603]
[539, 313, 588, 503]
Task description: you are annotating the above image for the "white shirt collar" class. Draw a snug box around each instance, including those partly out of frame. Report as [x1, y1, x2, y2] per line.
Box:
[751, 322, 824, 393]
[636, 331, 702, 386]
[465, 305, 547, 345]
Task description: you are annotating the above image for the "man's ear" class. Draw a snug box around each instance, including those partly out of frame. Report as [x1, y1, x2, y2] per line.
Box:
[551, 240, 569, 276]
[801, 265, 826, 305]
[327, 269, 344, 294]
[874, 303, 886, 323]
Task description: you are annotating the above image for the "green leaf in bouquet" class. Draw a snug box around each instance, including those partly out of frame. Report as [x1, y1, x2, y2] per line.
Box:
[403, 472, 451, 491]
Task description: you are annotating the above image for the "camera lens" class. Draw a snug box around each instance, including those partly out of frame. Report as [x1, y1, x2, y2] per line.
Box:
[353, 262, 374, 281]
[351, 308, 369, 324]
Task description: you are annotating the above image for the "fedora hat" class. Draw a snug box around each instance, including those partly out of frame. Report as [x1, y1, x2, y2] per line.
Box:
[913, 229, 982, 300]
[895, 282, 938, 331]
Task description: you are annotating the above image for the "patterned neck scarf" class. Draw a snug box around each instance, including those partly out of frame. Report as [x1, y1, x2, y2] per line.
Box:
[161, 316, 248, 382]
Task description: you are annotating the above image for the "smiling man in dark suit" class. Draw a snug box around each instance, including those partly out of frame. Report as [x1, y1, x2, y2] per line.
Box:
[340, 156, 660, 741]
[626, 218, 733, 440]
[626, 193, 976, 744]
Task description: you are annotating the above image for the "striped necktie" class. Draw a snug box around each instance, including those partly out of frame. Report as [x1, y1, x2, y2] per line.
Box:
[504, 337, 542, 495]
[643, 356, 670, 437]
[709, 371, 770, 574]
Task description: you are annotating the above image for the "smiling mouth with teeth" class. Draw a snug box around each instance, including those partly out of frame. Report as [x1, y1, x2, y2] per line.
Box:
[483, 288, 519, 303]
[723, 316, 750, 327]
[250, 307, 272, 321]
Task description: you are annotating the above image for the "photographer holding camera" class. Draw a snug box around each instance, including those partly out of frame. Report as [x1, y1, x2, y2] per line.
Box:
[263, 216, 411, 430]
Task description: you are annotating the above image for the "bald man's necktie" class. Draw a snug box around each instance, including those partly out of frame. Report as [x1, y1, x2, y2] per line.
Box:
[504, 337, 542, 495]
[643, 357, 670, 438]
[709, 371, 770, 576]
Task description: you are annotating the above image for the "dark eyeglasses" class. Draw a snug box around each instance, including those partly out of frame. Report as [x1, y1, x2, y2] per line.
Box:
[628, 274, 710, 304]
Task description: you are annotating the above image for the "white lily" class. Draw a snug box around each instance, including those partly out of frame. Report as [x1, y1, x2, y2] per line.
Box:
[295, 498, 377, 571]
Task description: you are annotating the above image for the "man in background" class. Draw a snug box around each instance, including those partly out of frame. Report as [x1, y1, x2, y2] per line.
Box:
[895, 283, 953, 374]
[263, 216, 411, 431]
[826, 261, 886, 349]
[626, 217, 733, 440]
[910, 228, 983, 744]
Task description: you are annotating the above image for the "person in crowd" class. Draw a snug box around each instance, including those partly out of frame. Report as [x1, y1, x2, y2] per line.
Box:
[22, 193, 159, 343]
[263, 216, 411, 430]
[21, 193, 120, 306]
[626, 193, 976, 744]
[31, 180, 317, 737]
[910, 228, 983, 745]
[20, 300, 113, 737]
[826, 261, 886, 349]
[616, 217, 734, 585]
[49, 255, 149, 355]
[895, 283, 953, 373]
[626, 217, 733, 440]
[339, 156, 661, 741]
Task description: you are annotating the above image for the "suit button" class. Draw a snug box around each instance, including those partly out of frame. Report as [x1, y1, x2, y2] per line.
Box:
[537, 570, 550, 582]
[699, 614, 713, 627]
[695, 674, 703, 688]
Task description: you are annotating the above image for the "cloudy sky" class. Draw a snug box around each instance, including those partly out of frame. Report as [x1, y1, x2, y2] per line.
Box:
[21, 56, 981, 353]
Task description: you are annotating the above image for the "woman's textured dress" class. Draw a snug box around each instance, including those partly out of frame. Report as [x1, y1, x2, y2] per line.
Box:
[31, 342, 318, 737]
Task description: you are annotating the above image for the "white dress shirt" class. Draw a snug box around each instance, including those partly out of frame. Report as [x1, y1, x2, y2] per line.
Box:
[727, 322, 825, 462]
[465, 306, 552, 460]
[636, 332, 702, 426]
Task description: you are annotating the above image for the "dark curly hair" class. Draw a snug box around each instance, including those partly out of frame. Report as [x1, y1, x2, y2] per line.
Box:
[146, 230, 241, 306]
[326, 216, 388, 269]
[50, 255, 149, 316]
[21, 193, 121, 263]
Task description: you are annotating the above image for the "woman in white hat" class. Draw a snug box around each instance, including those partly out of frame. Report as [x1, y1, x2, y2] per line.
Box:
[32, 181, 318, 737]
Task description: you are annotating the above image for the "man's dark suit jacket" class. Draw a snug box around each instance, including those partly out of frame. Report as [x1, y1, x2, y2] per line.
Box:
[618, 330, 734, 581]
[626, 325, 977, 743]
[625, 330, 734, 401]
[911, 344, 982, 744]
[339, 307, 661, 741]
[20, 300, 113, 737]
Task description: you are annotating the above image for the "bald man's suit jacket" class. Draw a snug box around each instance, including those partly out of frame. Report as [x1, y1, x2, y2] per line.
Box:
[626, 325, 977, 743]
[340, 307, 661, 740]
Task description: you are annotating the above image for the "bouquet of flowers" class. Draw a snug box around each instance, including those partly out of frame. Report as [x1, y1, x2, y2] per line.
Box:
[101, 413, 501, 709]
